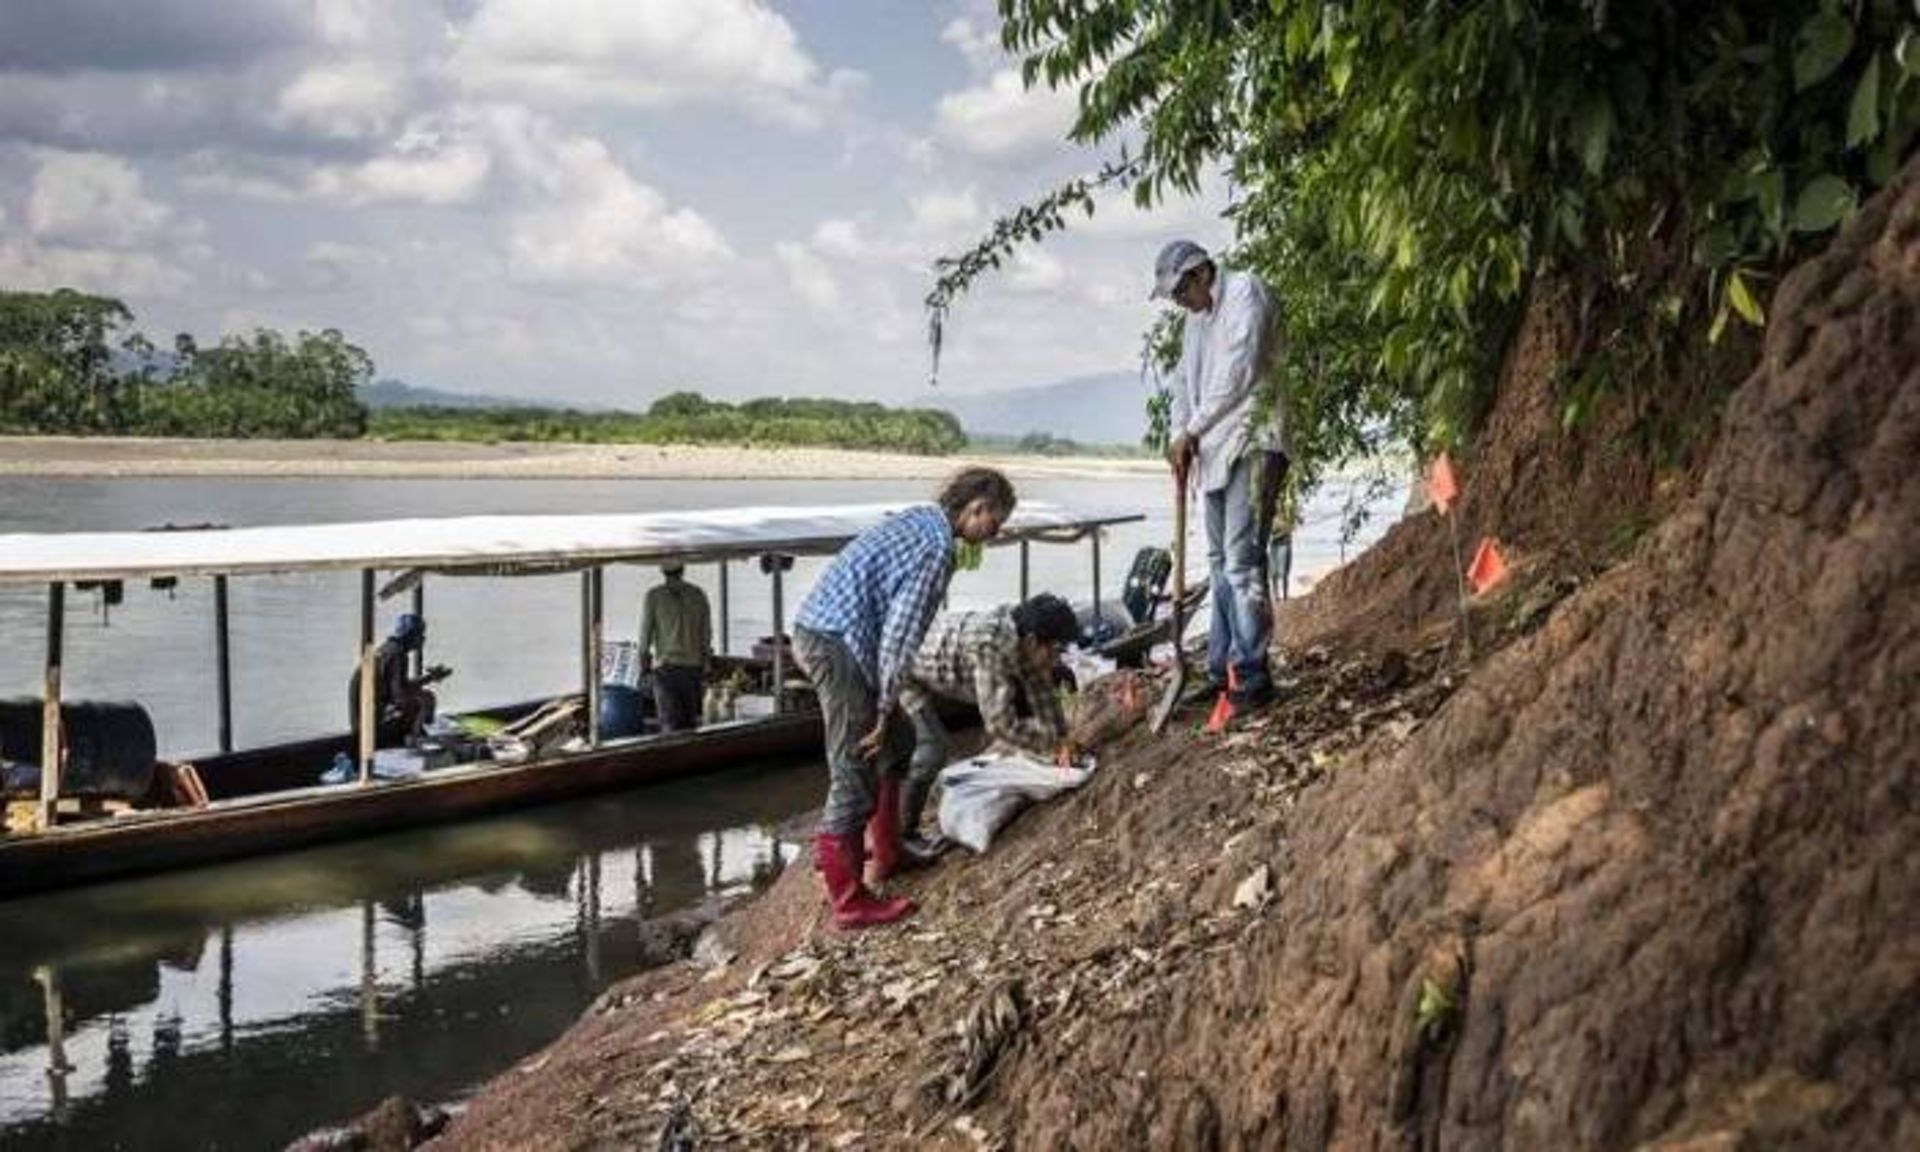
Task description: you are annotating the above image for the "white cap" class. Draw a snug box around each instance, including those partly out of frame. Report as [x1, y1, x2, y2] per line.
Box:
[1150, 239, 1210, 300]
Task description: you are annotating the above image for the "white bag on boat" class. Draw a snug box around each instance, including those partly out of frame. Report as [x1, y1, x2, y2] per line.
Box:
[937, 752, 1095, 854]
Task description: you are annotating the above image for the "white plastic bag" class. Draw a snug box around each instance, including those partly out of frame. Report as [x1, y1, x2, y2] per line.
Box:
[937, 752, 1095, 854]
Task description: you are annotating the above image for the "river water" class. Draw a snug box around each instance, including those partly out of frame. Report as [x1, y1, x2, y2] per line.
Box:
[0, 473, 1398, 1149]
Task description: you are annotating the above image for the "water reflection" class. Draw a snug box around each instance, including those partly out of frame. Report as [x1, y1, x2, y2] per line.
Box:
[0, 757, 821, 1152]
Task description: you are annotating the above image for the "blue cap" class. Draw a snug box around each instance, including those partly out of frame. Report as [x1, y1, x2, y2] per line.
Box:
[392, 613, 425, 644]
[1151, 239, 1210, 300]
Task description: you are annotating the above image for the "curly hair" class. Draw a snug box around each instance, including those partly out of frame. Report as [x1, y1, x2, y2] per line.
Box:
[935, 466, 1017, 518]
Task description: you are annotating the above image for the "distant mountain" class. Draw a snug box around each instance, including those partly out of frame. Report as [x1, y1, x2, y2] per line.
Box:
[358, 379, 612, 412]
[941, 371, 1154, 447]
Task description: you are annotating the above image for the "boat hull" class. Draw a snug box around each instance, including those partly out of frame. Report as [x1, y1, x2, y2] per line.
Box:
[0, 711, 823, 899]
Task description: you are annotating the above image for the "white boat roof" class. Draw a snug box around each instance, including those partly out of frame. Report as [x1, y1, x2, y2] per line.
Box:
[0, 502, 1141, 584]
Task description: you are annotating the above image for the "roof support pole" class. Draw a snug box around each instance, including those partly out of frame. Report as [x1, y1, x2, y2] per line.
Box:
[358, 569, 375, 785]
[1090, 530, 1103, 631]
[770, 559, 787, 714]
[39, 581, 64, 827]
[716, 561, 730, 658]
[410, 581, 425, 679]
[1019, 539, 1031, 602]
[214, 575, 233, 755]
[584, 567, 603, 748]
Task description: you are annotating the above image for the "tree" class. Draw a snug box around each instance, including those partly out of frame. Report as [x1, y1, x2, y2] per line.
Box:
[934, 1, 1920, 489]
[0, 289, 140, 433]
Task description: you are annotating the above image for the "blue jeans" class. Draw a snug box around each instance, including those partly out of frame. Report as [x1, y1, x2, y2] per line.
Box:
[1203, 451, 1286, 694]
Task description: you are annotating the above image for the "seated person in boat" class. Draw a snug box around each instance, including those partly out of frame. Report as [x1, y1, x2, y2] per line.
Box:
[792, 466, 1017, 929]
[639, 563, 713, 733]
[347, 613, 449, 748]
[896, 593, 1083, 855]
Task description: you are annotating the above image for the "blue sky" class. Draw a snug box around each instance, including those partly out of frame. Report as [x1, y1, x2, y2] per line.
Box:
[0, 0, 1231, 408]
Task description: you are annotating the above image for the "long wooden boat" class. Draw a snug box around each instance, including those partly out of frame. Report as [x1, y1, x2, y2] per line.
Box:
[0, 502, 1140, 897]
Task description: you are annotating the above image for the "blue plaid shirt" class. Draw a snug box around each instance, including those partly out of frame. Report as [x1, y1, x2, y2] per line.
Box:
[795, 504, 954, 703]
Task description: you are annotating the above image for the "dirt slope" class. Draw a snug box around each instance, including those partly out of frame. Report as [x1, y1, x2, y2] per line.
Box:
[418, 164, 1920, 1150]
[986, 156, 1920, 1149]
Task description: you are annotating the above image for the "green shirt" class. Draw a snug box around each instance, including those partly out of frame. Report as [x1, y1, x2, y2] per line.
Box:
[640, 579, 712, 669]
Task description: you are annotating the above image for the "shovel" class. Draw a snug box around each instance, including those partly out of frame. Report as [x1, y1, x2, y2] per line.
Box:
[1150, 463, 1190, 734]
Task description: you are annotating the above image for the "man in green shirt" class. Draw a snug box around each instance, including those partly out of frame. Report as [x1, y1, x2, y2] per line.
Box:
[640, 565, 712, 732]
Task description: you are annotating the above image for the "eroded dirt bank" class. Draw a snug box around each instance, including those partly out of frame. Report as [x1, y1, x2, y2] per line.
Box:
[382, 164, 1920, 1150]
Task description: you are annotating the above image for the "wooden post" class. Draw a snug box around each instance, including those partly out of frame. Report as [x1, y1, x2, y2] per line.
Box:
[717, 561, 730, 657]
[35, 965, 71, 1112]
[358, 570, 375, 784]
[770, 559, 787, 714]
[40, 582, 64, 826]
[214, 574, 233, 754]
[586, 567, 604, 748]
[1019, 539, 1031, 601]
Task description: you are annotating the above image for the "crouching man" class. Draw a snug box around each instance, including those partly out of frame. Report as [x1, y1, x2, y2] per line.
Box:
[896, 593, 1083, 858]
[791, 468, 1017, 930]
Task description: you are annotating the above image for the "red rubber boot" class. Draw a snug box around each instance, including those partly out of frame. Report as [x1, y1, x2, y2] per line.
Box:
[815, 832, 914, 930]
[865, 775, 904, 883]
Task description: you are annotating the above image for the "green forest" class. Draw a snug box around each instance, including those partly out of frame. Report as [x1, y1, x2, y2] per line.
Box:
[0, 289, 369, 439]
[369, 392, 967, 456]
[0, 290, 966, 455]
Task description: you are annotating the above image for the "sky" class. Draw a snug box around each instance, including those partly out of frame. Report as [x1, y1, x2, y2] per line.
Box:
[0, 0, 1233, 409]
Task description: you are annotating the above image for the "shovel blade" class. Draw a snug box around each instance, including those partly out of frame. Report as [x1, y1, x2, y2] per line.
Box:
[1149, 614, 1186, 734]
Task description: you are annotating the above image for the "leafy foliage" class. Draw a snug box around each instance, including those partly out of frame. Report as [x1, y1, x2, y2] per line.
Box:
[1, 290, 370, 438]
[369, 393, 969, 456]
[935, 0, 1920, 487]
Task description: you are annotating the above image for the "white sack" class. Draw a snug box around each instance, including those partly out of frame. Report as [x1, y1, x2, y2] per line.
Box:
[937, 752, 1095, 854]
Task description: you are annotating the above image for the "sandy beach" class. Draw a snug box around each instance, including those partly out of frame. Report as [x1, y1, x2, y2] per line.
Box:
[0, 436, 1162, 481]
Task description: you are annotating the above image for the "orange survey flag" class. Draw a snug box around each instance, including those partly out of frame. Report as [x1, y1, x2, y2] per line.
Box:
[1429, 453, 1460, 515]
[1467, 537, 1510, 595]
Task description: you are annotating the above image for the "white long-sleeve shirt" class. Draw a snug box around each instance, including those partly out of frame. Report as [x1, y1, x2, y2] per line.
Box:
[1169, 266, 1285, 493]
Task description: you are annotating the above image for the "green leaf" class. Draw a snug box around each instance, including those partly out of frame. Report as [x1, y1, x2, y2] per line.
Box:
[1573, 91, 1614, 175]
[1898, 31, 1920, 78]
[1791, 174, 1857, 232]
[1794, 12, 1855, 91]
[1727, 270, 1765, 327]
[1848, 54, 1883, 148]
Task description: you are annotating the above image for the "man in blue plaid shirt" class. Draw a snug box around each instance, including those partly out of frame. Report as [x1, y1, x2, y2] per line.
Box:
[793, 467, 1016, 929]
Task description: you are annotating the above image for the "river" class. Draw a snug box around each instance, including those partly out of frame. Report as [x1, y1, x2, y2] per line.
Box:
[0, 473, 1399, 1149]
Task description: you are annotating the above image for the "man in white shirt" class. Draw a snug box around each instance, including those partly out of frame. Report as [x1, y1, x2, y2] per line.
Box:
[1154, 239, 1288, 717]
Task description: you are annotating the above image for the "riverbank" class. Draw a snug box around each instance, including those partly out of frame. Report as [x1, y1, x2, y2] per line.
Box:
[0, 436, 1160, 481]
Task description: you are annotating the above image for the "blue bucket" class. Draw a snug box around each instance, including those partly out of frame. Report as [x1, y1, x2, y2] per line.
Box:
[598, 684, 647, 740]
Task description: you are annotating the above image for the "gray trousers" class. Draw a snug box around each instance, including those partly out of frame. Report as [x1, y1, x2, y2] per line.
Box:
[794, 625, 911, 837]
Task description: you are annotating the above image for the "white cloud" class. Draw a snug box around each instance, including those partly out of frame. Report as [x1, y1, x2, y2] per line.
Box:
[308, 115, 492, 205]
[810, 218, 870, 260]
[455, 0, 856, 128]
[490, 110, 731, 287]
[940, 16, 1003, 72]
[275, 60, 407, 140]
[27, 150, 177, 248]
[775, 240, 842, 313]
[935, 68, 1079, 160]
[909, 186, 982, 238]
[1006, 245, 1066, 293]
[0, 239, 192, 297]
[301, 239, 389, 290]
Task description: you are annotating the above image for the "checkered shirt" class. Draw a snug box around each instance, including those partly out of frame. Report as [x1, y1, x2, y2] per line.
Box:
[900, 606, 1067, 757]
[794, 504, 954, 703]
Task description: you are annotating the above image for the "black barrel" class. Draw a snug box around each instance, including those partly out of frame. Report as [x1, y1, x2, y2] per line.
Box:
[0, 699, 158, 799]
